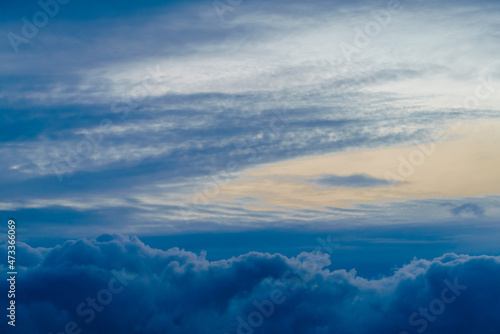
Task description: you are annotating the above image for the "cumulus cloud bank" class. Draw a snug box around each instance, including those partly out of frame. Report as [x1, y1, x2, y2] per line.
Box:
[1, 234, 499, 334]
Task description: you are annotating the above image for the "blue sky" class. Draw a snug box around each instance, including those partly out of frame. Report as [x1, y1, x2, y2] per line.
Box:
[1, 0, 500, 332]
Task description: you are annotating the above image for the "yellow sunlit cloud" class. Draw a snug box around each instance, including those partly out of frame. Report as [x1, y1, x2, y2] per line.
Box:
[213, 121, 500, 210]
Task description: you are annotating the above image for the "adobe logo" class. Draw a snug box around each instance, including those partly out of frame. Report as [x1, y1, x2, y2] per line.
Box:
[7, 0, 71, 53]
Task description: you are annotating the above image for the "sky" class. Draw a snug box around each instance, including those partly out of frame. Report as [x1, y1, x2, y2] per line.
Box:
[1, 0, 500, 333]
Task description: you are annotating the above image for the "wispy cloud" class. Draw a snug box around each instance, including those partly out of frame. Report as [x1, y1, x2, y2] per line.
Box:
[0, 0, 499, 237]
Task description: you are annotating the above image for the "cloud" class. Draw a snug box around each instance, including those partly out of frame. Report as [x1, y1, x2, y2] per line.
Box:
[451, 203, 485, 217]
[314, 174, 398, 188]
[1, 0, 499, 234]
[1, 234, 500, 334]
[215, 121, 500, 209]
